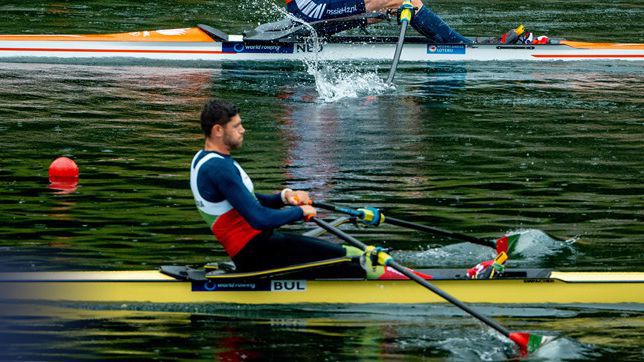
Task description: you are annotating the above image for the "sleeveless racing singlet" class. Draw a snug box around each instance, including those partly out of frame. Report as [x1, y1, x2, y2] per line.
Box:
[190, 151, 261, 257]
[190, 150, 303, 257]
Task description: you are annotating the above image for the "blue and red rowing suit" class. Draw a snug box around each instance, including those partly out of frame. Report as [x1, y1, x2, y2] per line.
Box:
[190, 150, 303, 258]
[191, 149, 366, 276]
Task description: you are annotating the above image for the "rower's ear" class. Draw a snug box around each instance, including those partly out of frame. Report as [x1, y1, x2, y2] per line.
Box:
[211, 124, 224, 137]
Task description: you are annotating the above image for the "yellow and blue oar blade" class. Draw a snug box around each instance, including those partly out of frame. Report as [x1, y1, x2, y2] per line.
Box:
[386, 0, 415, 84]
[509, 332, 557, 356]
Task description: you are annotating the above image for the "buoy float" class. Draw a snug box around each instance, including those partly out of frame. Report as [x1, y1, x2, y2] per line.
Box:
[48, 157, 79, 192]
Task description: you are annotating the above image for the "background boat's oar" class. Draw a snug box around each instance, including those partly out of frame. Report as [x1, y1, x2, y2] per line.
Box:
[313, 201, 508, 251]
[310, 216, 554, 356]
[386, 0, 414, 84]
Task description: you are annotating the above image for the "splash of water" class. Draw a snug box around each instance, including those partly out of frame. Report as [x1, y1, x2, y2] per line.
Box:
[274, 6, 392, 102]
[310, 65, 392, 102]
[507, 229, 578, 259]
[394, 243, 495, 267]
[521, 335, 593, 361]
[394, 229, 578, 268]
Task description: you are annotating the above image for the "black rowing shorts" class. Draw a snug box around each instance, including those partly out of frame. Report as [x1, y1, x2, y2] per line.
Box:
[232, 230, 365, 278]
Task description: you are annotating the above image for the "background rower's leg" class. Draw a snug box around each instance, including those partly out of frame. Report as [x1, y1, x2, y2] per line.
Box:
[411, 4, 471, 43]
[365, 0, 471, 43]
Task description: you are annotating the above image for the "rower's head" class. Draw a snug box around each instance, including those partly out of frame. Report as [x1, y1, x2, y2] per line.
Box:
[201, 99, 245, 152]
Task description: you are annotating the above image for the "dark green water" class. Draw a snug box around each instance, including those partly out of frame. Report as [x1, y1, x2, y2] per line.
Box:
[1, 1, 643, 360]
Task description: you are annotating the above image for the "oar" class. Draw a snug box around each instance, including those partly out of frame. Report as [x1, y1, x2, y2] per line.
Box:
[310, 216, 554, 356]
[313, 201, 504, 251]
[386, 0, 415, 84]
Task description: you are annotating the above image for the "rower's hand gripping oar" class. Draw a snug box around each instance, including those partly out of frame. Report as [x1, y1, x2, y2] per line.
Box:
[386, 0, 415, 84]
[309, 216, 554, 357]
[312, 201, 520, 254]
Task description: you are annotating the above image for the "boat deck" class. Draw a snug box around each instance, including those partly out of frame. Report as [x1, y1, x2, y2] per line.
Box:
[0, 267, 641, 283]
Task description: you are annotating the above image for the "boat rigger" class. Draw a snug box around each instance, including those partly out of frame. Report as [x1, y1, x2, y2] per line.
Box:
[0, 25, 643, 62]
[1, 265, 642, 305]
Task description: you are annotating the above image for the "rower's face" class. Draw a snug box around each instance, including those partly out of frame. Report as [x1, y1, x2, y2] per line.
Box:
[223, 114, 245, 150]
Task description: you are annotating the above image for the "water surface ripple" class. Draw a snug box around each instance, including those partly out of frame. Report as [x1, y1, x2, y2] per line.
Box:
[0, 1, 643, 361]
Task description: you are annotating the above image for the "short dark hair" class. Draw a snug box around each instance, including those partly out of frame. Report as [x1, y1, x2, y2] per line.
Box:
[200, 99, 239, 136]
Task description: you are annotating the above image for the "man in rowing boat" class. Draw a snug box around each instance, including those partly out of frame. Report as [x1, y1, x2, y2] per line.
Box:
[190, 99, 387, 278]
[282, 0, 543, 44]
[286, 0, 471, 43]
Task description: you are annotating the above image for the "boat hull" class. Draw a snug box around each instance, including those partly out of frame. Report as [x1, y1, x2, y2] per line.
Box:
[1, 269, 642, 305]
[1, 27, 643, 62]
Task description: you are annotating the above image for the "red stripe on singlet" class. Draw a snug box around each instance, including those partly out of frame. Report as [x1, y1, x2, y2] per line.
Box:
[212, 209, 262, 257]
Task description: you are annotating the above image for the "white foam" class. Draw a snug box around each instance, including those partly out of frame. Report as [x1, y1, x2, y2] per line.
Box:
[310, 65, 392, 102]
[275, 6, 393, 102]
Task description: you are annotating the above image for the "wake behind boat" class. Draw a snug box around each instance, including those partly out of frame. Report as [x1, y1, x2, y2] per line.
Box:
[1, 24, 643, 63]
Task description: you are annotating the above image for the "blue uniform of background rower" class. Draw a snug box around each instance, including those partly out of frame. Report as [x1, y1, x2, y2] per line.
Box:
[286, 0, 366, 22]
[286, 0, 472, 43]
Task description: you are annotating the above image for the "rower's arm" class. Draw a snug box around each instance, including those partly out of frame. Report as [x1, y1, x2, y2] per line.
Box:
[217, 171, 303, 229]
[255, 192, 284, 208]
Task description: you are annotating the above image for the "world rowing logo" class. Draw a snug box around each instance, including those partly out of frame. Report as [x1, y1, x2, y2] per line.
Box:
[222, 42, 295, 54]
[234, 43, 246, 53]
[196, 281, 260, 292]
[203, 281, 217, 291]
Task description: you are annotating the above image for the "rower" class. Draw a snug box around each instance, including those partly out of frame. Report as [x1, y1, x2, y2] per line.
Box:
[190, 99, 392, 279]
[285, 0, 471, 43]
[280, 1, 543, 45]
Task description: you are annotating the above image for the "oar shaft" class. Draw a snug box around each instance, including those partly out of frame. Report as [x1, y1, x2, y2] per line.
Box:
[387, 258, 511, 336]
[312, 217, 369, 250]
[386, 21, 409, 84]
[314, 201, 362, 217]
[312, 201, 495, 249]
[384, 216, 494, 248]
[311, 217, 511, 338]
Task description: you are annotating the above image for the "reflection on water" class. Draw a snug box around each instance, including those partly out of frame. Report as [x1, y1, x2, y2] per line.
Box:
[1, 58, 642, 360]
[1, 1, 643, 360]
[1, 303, 642, 361]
